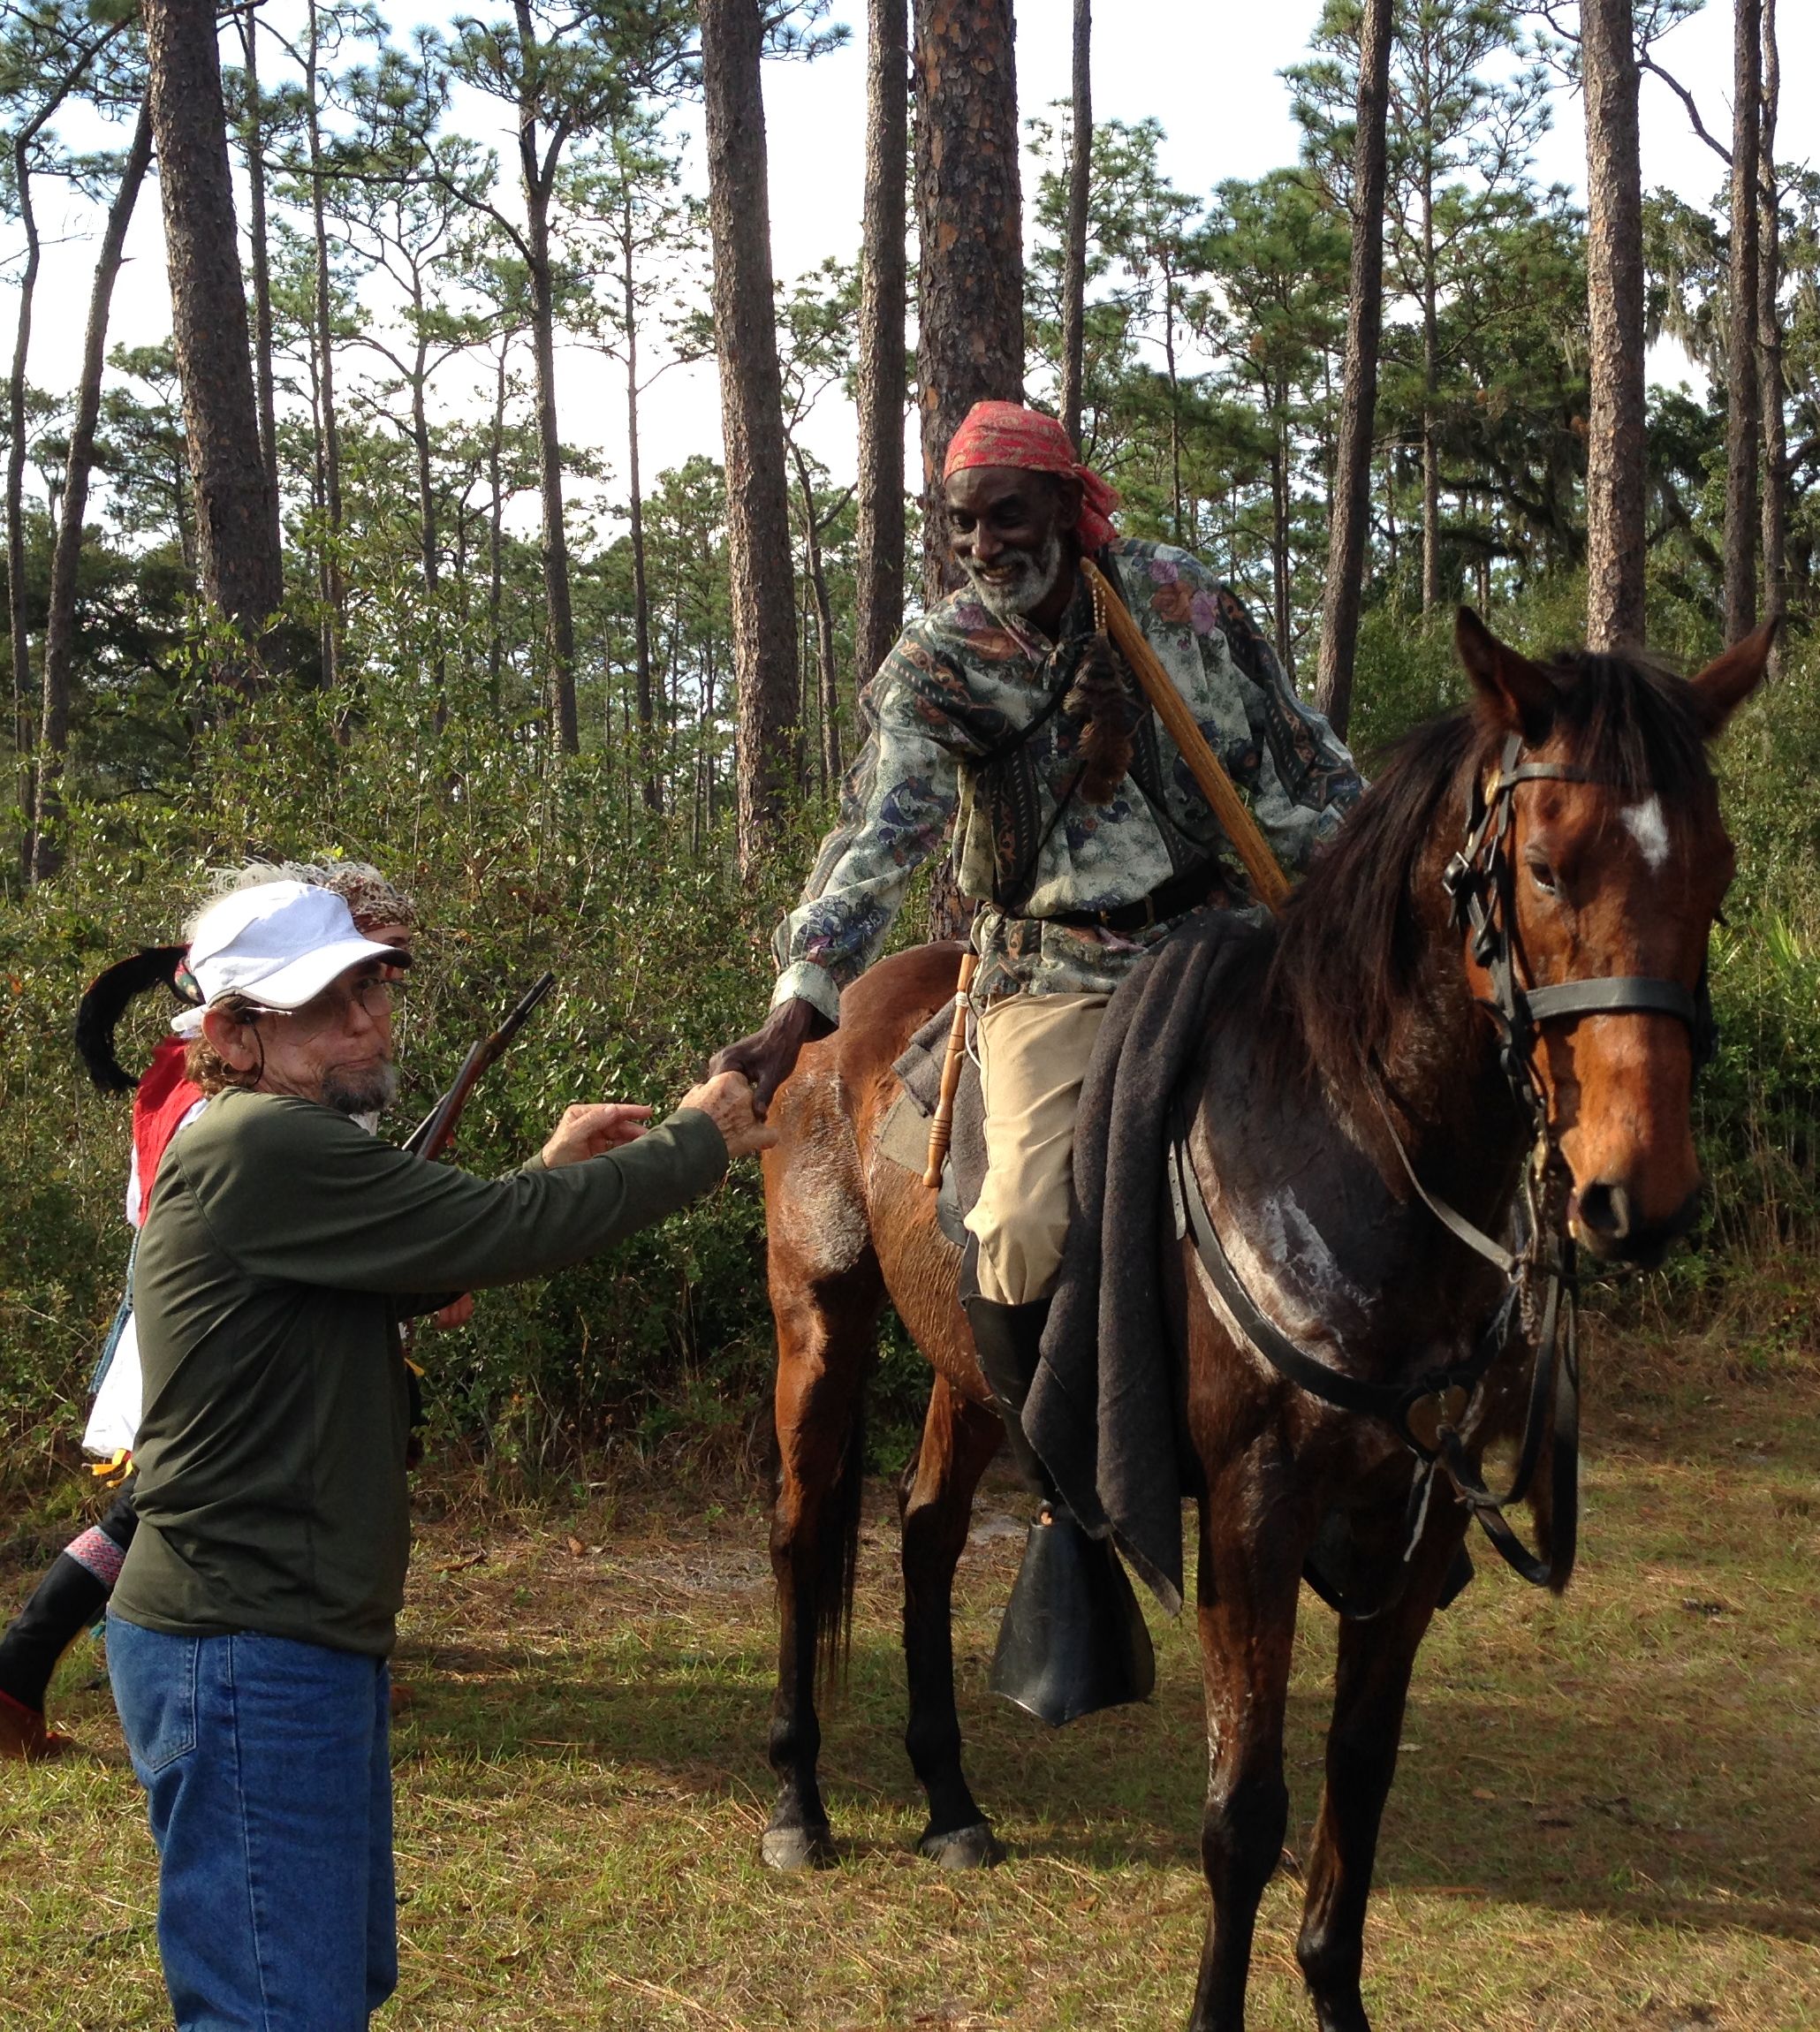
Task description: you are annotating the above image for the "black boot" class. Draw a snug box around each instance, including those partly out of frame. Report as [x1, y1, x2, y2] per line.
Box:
[965, 1296, 1155, 1727]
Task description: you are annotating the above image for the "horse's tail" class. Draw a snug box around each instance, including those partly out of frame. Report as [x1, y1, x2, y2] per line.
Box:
[74, 944, 189, 1094]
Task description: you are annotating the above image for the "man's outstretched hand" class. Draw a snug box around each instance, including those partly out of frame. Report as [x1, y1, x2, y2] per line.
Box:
[710, 997, 831, 1118]
[541, 1102, 653, 1169]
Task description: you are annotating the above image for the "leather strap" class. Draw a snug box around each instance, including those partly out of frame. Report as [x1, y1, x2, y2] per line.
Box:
[1521, 976, 1700, 1027]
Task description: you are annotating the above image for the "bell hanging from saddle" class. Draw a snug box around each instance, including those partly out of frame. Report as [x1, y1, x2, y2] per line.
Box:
[964, 1295, 1156, 1726]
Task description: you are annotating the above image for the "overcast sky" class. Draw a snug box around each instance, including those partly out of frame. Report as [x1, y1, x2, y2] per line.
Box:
[11, 0, 1814, 533]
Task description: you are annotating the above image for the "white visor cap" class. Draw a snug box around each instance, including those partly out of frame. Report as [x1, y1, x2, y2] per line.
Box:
[186, 880, 406, 1012]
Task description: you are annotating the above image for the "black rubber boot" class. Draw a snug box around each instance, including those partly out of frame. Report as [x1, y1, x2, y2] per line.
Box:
[965, 1296, 1155, 1726]
[0, 1554, 108, 1715]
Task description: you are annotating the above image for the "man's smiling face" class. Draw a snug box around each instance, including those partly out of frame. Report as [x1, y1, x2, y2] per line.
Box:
[945, 465, 1081, 624]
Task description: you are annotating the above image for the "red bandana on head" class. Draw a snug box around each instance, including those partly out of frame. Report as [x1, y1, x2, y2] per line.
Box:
[941, 401, 1121, 553]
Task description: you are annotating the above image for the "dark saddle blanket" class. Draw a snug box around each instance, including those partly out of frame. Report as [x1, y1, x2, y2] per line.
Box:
[881, 1006, 988, 1246]
[1025, 910, 1268, 1618]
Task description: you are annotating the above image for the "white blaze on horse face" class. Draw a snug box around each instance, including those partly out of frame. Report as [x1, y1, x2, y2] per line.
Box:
[1623, 796, 1672, 873]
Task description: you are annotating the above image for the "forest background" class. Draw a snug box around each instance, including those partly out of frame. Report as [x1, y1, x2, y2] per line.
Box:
[2, 0, 1816, 1490]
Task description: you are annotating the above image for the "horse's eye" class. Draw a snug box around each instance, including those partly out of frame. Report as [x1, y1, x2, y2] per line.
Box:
[1526, 854, 1558, 896]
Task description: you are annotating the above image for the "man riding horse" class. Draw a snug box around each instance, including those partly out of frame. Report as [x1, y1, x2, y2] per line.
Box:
[717, 400, 1361, 1703]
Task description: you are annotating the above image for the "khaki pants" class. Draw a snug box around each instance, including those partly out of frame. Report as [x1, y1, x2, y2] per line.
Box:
[964, 992, 1110, 1307]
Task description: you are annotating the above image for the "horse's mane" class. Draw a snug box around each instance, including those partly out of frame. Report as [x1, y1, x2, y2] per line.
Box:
[1263, 648, 1715, 1091]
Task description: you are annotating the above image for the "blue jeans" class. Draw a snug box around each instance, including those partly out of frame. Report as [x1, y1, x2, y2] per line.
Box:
[108, 1616, 397, 2030]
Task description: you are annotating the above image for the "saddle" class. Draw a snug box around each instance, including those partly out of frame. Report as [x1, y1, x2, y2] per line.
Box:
[878, 1005, 987, 1247]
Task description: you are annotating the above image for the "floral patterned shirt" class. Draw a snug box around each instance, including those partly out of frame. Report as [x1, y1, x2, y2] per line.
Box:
[771, 539, 1361, 1018]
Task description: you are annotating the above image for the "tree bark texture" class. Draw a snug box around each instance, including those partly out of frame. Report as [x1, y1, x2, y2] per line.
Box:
[238, 4, 281, 549]
[144, 0, 284, 663]
[792, 441, 842, 787]
[623, 199, 658, 809]
[304, 0, 344, 687]
[1724, 0, 1761, 642]
[1420, 177, 1441, 613]
[1058, 0, 1090, 447]
[913, 0, 1023, 603]
[1581, 0, 1649, 651]
[1314, 0, 1392, 738]
[515, 0, 580, 754]
[8, 125, 43, 793]
[1757, 0, 1785, 656]
[701, 0, 800, 876]
[854, 0, 906, 695]
[34, 95, 155, 881]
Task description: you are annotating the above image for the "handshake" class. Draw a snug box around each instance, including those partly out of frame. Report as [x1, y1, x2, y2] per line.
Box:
[538, 1069, 778, 1170]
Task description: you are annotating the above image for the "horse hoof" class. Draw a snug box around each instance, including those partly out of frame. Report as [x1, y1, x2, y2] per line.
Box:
[916, 1819, 1005, 1869]
[761, 1823, 836, 1871]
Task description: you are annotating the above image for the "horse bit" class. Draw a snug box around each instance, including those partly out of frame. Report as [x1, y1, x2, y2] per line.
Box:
[1170, 728, 1714, 1599]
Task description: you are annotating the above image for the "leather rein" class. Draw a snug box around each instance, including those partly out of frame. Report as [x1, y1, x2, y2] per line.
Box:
[1170, 729, 1714, 1596]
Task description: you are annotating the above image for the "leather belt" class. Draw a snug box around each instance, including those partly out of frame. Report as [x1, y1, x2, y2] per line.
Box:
[1045, 858, 1227, 935]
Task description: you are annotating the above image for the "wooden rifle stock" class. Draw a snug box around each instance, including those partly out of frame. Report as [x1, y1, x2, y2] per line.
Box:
[923, 951, 979, 1189]
[403, 970, 557, 1162]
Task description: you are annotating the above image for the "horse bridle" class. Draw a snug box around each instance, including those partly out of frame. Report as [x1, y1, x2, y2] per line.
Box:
[1170, 728, 1717, 1602]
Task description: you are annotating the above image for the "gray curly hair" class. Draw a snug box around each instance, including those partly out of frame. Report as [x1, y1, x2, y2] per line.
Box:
[185, 858, 418, 942]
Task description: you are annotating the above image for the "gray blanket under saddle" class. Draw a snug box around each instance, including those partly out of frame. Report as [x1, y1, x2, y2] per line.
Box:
[1027, 909, 1270, 1618]
[884, 1005, 989, 1237]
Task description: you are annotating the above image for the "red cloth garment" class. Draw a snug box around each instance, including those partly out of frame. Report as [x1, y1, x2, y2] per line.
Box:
[941, 400, 1121, 552]
[133, 1034, 205, 1224]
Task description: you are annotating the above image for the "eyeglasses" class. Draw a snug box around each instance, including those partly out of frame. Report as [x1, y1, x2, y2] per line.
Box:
[251, 974, 399, 1037]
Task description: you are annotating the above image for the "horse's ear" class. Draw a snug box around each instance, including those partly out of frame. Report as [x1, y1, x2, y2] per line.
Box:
[1454, 608, 1558, 739]
[1687, 618, 1777, 737]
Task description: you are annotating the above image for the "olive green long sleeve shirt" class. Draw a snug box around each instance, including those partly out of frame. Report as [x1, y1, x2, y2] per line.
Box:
[112, 1089, 728, 1656]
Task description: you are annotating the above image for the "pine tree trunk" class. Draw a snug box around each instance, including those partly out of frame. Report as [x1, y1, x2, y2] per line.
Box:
[515, 1, 578, 754]
[1058, 0, 1090, 446]
[305, 0, 343, 686]
[1271, 393, 1294, 681]
[792, 441, 841, 786]
[1724, 0, 1762, 642]
[1421, 185, 1441, 616]
[238, 4, 281, 562]
[8, 125, 43, 826]
[1757, 0, 1785, 663]
[854, 0, 906, 693]
[1314, 0, 1391, 738]
[1582, 0, 1648, 651]
[701, 0, 800, 877]
[913, 0, 1022, 603]
[624, 205, 658, 809]
[487, 340, 505, 718]
[144, 0, 284, 672]
[33, 95, 155, 882]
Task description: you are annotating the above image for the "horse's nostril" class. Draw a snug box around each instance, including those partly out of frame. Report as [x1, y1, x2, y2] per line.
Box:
[1576, 1179, 1633, 1240]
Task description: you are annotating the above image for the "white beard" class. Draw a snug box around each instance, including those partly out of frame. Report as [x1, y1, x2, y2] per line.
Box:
[962, 531, 1065, 624]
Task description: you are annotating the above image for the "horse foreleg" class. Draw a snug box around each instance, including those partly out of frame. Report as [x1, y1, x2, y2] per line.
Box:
[1187, 1481, 1307, 2032]
[1293, 1500, 1470, 2032]
[898, 1370, 1005, 1867]
[762, 1262, 885, 1871]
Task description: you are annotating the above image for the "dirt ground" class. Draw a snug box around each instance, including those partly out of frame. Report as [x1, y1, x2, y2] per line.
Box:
[3, 1325, 1817, 2029]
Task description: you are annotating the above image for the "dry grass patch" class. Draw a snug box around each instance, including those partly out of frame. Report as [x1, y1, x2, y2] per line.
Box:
[2, 1323, 1816, 2029]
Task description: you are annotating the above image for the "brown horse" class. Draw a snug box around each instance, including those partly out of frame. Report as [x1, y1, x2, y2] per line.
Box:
[755, 613, 1771, 2028]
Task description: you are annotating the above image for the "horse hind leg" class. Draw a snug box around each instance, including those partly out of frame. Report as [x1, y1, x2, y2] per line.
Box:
[1294, 1503, 1468, 2032]
[762, 1239, 887, 1872]
[899, 1369, 1005, 1868]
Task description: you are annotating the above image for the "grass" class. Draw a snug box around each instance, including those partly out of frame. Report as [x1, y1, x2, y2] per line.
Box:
[2, 1315, 1817, 2032]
